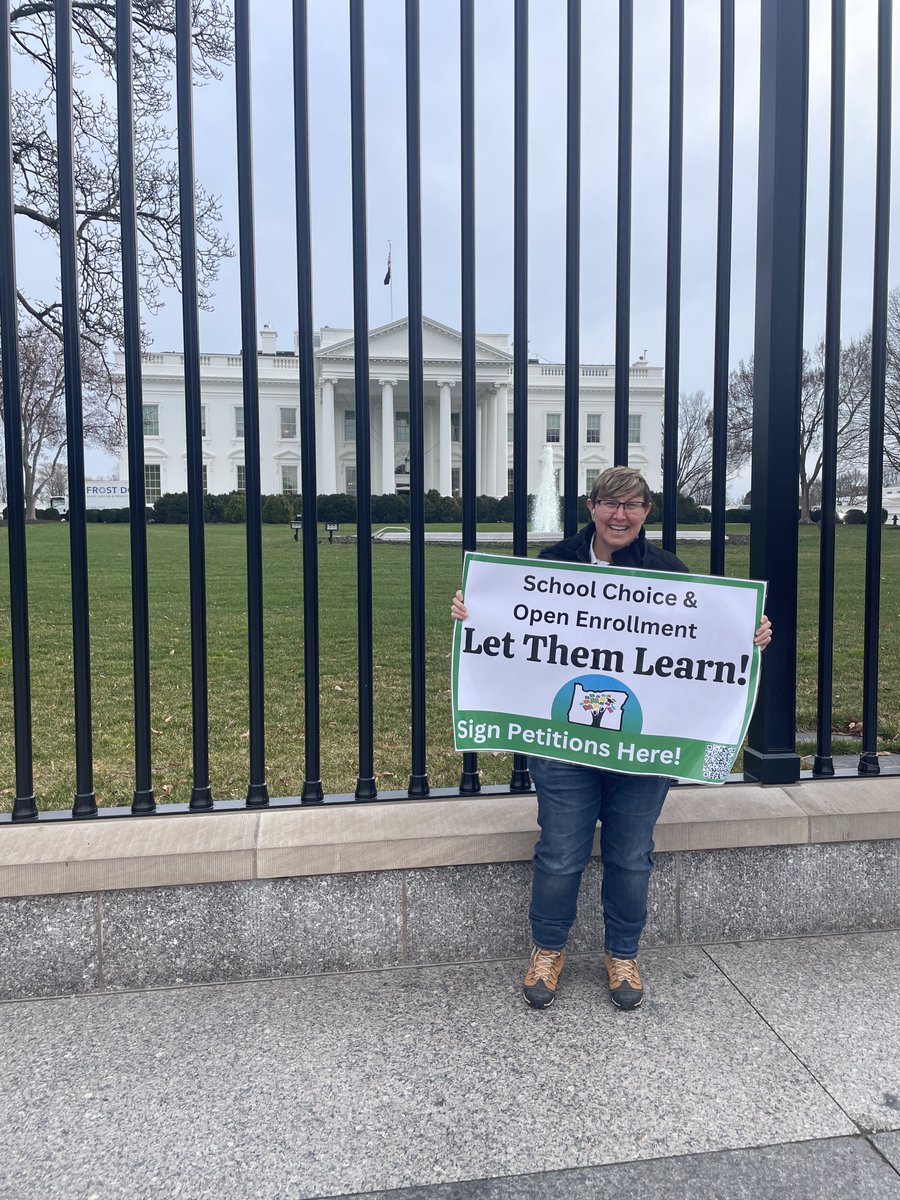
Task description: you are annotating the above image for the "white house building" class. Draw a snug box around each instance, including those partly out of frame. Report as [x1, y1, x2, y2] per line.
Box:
[113, 316, 664, 503]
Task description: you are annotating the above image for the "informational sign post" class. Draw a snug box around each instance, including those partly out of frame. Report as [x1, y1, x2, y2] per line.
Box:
[451, 553, 766, 785]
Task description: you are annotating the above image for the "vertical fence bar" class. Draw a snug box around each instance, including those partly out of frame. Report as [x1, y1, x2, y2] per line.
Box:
[234, 0, 268, 807]
[116, 0, 154, 814]
[709, 0, 735, 576]
[743, 0, 808, 785]
[175, 0, 213, 809]
[563, 0, 581, 538]
[859, 0, 892, 775]
[813, 0, 845, 778]
[405, 0, 429, 797]
[661, 0, 684, 552]
[459, 0, 480, 793]
[511, 0, 529, 563]
[349, 0, 377, 801]
[55, 0, 96, 817]
[292, 0, 323, 803]
[508, 0, 530, 792]
[0, 1, 36, 821]
[613, 0, 633, 467]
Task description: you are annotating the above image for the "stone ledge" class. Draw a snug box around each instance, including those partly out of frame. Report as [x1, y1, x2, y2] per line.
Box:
[1, 778, 899, 899]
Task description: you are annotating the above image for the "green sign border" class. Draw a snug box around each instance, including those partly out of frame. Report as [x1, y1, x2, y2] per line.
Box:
[451, 551, 767, 785]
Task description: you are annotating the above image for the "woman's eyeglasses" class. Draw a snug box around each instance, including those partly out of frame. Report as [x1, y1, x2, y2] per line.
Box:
[594, 499, 647, 514]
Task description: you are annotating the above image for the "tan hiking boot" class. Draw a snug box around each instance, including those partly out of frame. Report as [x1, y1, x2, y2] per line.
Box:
[604, 953, 644, 1010]
[523, 945, 566, 1009]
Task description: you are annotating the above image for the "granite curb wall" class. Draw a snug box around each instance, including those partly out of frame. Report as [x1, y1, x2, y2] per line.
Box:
[2, 778, 900, 1000]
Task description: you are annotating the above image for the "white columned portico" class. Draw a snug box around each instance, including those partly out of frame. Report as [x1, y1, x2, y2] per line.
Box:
[484, 390, 497, 497]
[380, 379, 397, 494]
[476, 398, 487, 495]
[438, 381, 453, 496]
[321, 377, 337, 494]
[424, 399, 436, 490]
[495, 382, 508, 499]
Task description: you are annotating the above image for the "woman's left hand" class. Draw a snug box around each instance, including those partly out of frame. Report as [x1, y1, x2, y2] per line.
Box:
[754, 614, 772, 651]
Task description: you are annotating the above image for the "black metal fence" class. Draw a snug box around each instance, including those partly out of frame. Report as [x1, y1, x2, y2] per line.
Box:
[0, 0, 896, 822]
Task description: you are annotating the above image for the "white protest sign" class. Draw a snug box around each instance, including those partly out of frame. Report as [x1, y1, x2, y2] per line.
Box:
[451, 552, 766, 785]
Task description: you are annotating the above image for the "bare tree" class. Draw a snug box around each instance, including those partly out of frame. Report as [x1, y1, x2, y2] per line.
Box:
[673, 389, 714, 503]
[9, 1, 233, 358]
[728, 336, 871, 521]
[1, 321, 119, 518]
[836, 468, 868, 506]
[884, 289, 900, 473]
[44, 463, 69, 502]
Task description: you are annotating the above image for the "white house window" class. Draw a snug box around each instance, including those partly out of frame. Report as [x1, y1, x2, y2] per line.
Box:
[395, 410, 410, 443]
[236, 464, 246, 493]
[507, 411, 514, 442]
[450, 411, 461, 443]
[507, 467, 514, 495]
[234, 406, 245, 438]
[344, 409, 356, 443]
[628, 414, 642, 444]
[585, 468, 598, 495]
[279, 407, 298, 440]
[281, 465, 299, 495]
[200, 406, 207, 437]
[451, 467, 461, 497]
[346, 466, 357, 495]
[144, 464, 161, 502]
[142, 404, 159, 437]
[545, 413, 561, 444]
[586, 414, 602, 444]
[202, 465, 208, 495]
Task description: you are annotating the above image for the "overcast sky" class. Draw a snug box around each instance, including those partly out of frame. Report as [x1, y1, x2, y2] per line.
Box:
[14, 0, 900, 483]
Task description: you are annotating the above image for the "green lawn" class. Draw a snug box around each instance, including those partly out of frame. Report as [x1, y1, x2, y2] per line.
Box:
[0, 522, 898, 812]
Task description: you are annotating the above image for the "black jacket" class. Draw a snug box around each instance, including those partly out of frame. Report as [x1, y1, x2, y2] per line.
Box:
[538, 523, 689, 574]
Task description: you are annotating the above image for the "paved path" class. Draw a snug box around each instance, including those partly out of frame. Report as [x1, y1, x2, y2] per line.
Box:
[2, 931, 900, 1199]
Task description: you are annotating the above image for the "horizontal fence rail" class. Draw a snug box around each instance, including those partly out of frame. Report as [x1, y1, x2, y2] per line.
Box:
[1, 1, 898, 821]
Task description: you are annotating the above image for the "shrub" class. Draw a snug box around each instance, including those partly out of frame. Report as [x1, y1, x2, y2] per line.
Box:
[648, 491, 707, 524]
[222, 492, 247, 523]
[318, 493, 356, 523]
[725, 507, 752, 523]
[424, 489, 461, 523]
[85, 507, 132, 523]
[371, 492, 410, 523]
[261, 494, 294, 524]
[203, 493, 229, 523]
[496, 495, 514, 522]
[843, 508, 866, 525]
[34, 508, 62, 521]
[153, 492, 190, 524]
[476, 495, 503, 522]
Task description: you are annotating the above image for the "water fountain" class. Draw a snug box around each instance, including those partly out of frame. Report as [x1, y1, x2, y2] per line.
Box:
[530, 444, 562, 533]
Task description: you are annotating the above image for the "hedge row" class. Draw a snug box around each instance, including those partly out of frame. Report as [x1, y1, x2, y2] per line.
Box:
[150, 491, 524, 525]
[23, 494, 894, 526]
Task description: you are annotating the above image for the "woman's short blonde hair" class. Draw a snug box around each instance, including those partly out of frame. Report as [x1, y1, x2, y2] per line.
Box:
[588, 465, 651, 506]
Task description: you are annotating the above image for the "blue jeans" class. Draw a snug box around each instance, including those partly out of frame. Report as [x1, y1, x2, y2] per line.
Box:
[527, 756, 670, 959]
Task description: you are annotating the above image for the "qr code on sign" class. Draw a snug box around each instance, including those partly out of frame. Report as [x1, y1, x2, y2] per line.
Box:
[702, 744, 733, 780]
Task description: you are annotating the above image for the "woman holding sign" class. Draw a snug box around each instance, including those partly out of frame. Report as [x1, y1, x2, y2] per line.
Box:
[451, 466, 771, 1011]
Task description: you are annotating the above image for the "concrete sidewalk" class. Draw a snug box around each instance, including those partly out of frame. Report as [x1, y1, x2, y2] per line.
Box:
[2, 932, 899, 1199]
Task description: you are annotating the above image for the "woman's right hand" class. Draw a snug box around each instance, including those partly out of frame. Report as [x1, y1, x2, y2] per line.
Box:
[451, 589, 468, 622]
